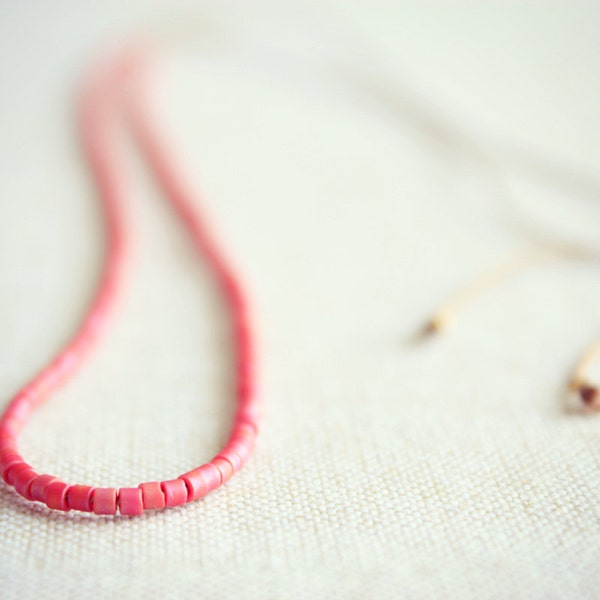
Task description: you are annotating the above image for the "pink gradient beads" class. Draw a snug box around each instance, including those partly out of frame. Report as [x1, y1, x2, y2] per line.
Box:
[0, 49, 258, 515]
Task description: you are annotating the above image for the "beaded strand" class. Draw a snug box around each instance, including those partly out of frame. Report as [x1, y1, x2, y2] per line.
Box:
[0, 50, 258, 516]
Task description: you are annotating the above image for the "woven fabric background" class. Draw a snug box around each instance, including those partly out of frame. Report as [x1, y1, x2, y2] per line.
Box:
[1, 2, 600, 598]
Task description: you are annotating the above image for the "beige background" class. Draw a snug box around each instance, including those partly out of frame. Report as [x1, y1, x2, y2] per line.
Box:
[1, 2, 600, 598]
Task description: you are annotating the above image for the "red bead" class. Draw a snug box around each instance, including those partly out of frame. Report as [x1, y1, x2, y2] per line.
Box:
[5, 462, 32, 486]
[92, 488, 118, 515]
[179, 464, 222, 501]
[160, 479, 187, 507]
[67, 484, 95, 512]
[13, 468, 38, 500]
[211, 457, 233, 484]
[30, 475, 59, 503]
[139, 481, 165, 510]
[0, 433, 17, 449]
[46, 480, 71, 511]
[0, 441, 18, 457]
[0, 454, 24, 482]
[119, 487, 143, 516]
[0, 442, 18, 456]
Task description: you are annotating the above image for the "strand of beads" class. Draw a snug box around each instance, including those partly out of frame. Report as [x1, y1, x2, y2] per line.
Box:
[0, 49, 258, 515]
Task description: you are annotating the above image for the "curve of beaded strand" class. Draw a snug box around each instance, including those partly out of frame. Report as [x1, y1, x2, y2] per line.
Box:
[0, 50, 258, 516]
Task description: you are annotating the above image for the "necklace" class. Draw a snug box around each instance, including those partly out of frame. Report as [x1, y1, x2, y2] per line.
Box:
[0, 49, 258, 516]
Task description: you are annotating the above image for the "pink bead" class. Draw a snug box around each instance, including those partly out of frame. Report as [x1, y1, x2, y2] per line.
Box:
[67, 484, 94, 512]
[92, 488, 118, 515]
[139, 481, 165, 510]
[30, 475, 59, 503]
[237, 376, 253, 401]
[119, 487, 143, 516]
[5, 462, 32, 486]
[211, 457, 233, 484]
[215, 450, 242, 472]
[236, 436, 254, 453]
[0, 418, 22, 437]
[0, 423, 17, 436]
[228, 446, 248, 465]
[13, 467, 38, 500]
[46, 480, 71, 511]
[227, 437, 254, 462]
[236, 406, 259, 429]
[0, 440, 18, 454]
[160, 479, 187, 507]
[179, 464, 222, 501]
[237, 428, 257, 442]
[233, 421, 258, 439]
[0, 453, 24, 482]
[53, 351, 78, 378]
[0, 433, 17, 449]
[3, 402, 30, 423]
[0, 449, 18, 462]
[0, 441, 17, 455]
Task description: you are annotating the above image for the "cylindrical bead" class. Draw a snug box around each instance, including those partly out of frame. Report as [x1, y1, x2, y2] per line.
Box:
[119, 487, 143, 516]
[0, 433, 17, 449]
[0, 439, 18, 452]
[0, 423, 17, 438]
[236, 406, 259, 429]
[216, 450, 242, 473]
[67, 485, 95, 512]
[46, 480, 71, 511]
[211, 457, 233, 484]
[92, 488, 118, 515]
[160, 479, 187, 507]
[139, 481, 165, 510]
[3, 402, 30, 422]
[13, 468, 38, 500]
[237, 378, 254, 403]
[0, 454, 24, 481]
[0, 441, 18, 455]
[29, 475, 59, 503]
[233, 420, 258, 438]
[179, 464, 222, 501]
[227, 438, 253, 462]
[5, 462, 32, 486]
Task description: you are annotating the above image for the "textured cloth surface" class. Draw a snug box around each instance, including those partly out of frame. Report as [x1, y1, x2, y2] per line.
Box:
[1, 2, 600, 599]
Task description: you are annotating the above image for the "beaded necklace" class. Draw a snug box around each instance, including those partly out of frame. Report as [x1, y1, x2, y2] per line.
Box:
[0, 49, 258, 516]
